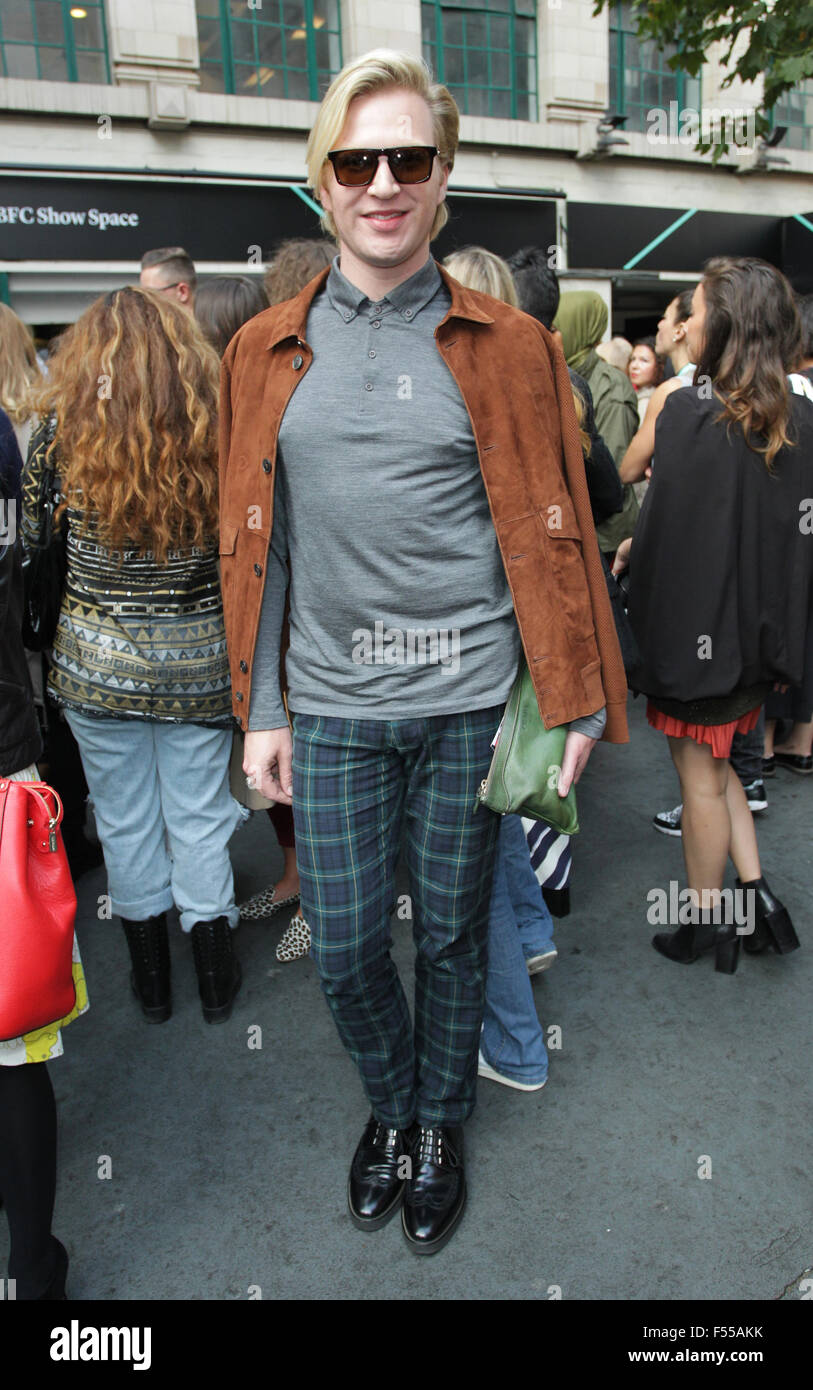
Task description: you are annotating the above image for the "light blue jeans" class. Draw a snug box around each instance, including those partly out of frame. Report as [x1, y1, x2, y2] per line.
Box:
[65, 710, 240, 932]
[481, 814, 553, 1084]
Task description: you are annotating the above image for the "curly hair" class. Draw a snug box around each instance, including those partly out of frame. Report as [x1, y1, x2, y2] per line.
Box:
[695, 257, 802, 469]
[31, 287, 221, 563]
[264, 239, 334, 306]
[0, 303, 41, 423]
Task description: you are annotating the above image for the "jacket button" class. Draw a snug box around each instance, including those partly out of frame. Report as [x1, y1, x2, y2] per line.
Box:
[235, 691, 243, 702]
[292, 354, 303, 369]
[262, 458, 272, 473]
[254, 563, 263, 577]
[239, 660, 248, 673]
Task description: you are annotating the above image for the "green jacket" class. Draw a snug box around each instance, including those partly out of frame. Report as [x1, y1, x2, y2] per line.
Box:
[580, 350, 640, 552]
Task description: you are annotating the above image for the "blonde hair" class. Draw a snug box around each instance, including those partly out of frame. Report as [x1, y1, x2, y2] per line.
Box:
[0, 303, 41, 423]
[443, 247, 519, 307]
[306, 49, 459, 242]
[444, 246, 590, 457]
[33, 287, 221, 564]
[595, 336, 633, 372]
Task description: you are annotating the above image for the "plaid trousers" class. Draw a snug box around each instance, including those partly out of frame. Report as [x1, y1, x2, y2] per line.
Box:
[291, 708, 502, 1128]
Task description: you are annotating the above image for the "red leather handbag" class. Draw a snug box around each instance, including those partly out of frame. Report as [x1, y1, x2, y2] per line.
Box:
[0, 779, 77, 1041]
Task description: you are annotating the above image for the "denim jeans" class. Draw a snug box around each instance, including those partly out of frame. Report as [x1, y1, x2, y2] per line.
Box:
[65, 710, 240, 932]
[730, 709, 765, 786]
[481, 814, 552, 1084]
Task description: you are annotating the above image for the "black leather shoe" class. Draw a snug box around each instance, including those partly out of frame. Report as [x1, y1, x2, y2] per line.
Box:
[190, 916, 242, 1023]
[737, 876, 800, 955]
[121, 914, 172, 1022]
[402, 1125, 466, 1255]
[773, 751, 812, 775]
[347, 1116, 411, 1230]
[652, 916, 739, 973]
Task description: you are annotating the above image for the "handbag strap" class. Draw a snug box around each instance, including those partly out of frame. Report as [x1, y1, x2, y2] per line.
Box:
[0, 779, 64, 833]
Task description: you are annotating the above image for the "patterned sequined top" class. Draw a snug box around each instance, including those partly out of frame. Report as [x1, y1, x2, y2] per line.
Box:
[22, 420, 233, 724]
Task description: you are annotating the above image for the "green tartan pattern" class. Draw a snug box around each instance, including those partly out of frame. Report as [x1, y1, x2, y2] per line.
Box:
[292, 707, 502, 1128]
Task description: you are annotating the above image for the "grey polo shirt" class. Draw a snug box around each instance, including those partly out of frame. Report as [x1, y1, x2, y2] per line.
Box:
[249, 255, 605, 740]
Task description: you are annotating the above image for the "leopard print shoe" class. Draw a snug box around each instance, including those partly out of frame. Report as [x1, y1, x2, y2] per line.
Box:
[238, 885, 300, 922]
[276, 913, 311, 962]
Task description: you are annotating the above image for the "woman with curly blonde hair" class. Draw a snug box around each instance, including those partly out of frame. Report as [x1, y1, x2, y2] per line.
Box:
[22, 286, 243, 1024]
[0, 302, 42, 461]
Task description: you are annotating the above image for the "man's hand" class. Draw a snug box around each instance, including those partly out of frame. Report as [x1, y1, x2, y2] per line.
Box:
[243, 727, 293, 805]
[611, 536, 633, 576]
[558, 730, 597, 797]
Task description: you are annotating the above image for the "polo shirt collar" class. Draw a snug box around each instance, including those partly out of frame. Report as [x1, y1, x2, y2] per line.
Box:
[262, 259, 494, 349]
[325, 254, 443, 322]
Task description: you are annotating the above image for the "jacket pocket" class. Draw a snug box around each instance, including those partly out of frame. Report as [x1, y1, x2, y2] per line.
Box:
[538, 505, 595, 645]
[219, 522, 238, 556]
[218, 522, 238, 615]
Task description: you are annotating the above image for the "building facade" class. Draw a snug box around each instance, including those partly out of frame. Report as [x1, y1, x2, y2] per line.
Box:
[1, 0, 812, 331]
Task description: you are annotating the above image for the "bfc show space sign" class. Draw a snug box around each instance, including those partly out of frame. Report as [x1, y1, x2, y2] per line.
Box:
[0, 174, 319, 260]
[0, 204, 140, 232]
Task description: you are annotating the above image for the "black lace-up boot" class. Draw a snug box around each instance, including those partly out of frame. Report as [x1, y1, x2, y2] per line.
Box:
[190, 916, 241, 1023]
[121, 914, 171, 1022]
[402, 1125, 466, 1255]
[347, 1115, 412, 1230]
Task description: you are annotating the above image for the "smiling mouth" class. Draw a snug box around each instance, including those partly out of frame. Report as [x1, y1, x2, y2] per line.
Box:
[363, 211, 407, 221]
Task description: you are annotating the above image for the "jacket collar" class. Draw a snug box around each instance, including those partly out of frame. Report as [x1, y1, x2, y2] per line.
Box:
[263, 257, 495, 349]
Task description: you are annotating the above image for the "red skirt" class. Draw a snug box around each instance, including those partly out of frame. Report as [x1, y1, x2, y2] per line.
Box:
[646, 701, 763, 758]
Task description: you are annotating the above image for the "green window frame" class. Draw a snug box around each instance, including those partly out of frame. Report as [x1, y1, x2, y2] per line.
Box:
[0, 0, 110, 84]
[609, 1, 700, 135]
[421, 0, 537, 122]
[772, 80, 813, 152]
[197, 0, 342, 102]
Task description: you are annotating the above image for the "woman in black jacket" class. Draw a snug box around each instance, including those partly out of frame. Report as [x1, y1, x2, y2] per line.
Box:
[0, 411, 87, 1298]
[615, 258, 813, 972]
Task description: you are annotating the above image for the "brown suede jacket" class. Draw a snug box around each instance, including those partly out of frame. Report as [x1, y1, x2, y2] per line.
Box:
[218, 263, 628, 743]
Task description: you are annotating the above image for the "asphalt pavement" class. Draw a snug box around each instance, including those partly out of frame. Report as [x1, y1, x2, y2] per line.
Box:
[3, 694, 811, 1301]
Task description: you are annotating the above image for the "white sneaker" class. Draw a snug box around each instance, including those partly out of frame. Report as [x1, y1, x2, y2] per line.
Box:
[477, 1050, 547, 1092]
[526, 949, 558, 976]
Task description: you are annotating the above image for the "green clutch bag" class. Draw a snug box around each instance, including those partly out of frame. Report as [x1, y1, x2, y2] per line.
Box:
[476, 659, 579, 835]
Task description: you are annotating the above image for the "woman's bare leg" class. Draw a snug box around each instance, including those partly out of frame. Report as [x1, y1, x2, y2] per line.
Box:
[774, 717, 813, 757]
[667, 736, 730, 910]
[724, 771, 761, 883]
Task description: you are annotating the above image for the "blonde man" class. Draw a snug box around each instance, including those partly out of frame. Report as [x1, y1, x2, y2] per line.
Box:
[219, 51, 627, 1256]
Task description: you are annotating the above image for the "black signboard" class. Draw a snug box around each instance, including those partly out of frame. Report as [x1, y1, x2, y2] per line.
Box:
[781, 212, 813, 294]
[568, 202, 783, 273]
[0, 174, 321, 260]
[437, 193, 558, 261]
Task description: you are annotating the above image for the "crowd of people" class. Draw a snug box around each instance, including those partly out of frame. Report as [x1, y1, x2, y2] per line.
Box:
[1, 47, 811, 1292]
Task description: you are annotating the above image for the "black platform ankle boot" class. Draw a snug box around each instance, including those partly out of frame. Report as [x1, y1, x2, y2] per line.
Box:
[652, 911, 739, 974]
[121, 914, 172, 1022]
[736, 876, 800, 955]
[190, 916, 242, 1023]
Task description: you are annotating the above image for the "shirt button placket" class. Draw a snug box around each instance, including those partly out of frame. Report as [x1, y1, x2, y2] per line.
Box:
[363, 305, 383, 412]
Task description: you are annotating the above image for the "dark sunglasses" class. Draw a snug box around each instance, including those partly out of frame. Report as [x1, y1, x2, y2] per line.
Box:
[327, 146, 438, 187]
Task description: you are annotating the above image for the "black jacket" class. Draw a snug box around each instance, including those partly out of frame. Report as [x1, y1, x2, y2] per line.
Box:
[628, 383, 813, 702]
[1, 414, 42, 776]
